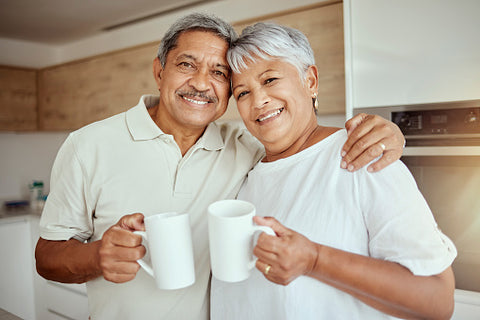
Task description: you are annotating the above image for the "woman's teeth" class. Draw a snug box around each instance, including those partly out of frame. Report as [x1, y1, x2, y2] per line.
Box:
[257, 108, 284, 122]
[183, 96, 208, 105]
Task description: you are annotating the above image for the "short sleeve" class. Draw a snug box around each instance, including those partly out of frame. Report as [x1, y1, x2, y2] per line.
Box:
[357, 161, 457, 276]
[39, 133, 94, 242]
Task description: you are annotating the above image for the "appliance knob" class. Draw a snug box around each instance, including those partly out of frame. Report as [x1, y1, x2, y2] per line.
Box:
[399, 115, 411, 127]
[464, 111, 478, 124]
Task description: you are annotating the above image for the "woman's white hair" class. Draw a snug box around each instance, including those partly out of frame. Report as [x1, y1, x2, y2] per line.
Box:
[227, 22, 315, 79]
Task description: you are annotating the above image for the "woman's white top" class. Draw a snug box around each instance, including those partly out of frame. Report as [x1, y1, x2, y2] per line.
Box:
[211, 129, 456, 320]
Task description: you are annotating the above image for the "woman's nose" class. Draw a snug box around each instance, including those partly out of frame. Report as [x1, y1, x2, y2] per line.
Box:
[252, 89, 270, 109]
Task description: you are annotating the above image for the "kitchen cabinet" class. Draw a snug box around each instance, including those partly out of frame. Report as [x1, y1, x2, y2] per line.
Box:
[0, 66, 37, 131]
[233, 1, 345, 116]
[38, 43, 159, 130]
[45, 281, 89, 320]
[0, 213, 89, 319]
[0, 216, 36, 319]
[343, 0, 480, 116]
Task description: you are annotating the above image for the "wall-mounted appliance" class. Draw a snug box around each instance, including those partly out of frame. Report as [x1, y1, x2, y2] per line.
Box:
[354, 100, 480, 319]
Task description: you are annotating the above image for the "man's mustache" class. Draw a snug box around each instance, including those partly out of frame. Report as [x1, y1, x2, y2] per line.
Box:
[176, 90, 218, 103]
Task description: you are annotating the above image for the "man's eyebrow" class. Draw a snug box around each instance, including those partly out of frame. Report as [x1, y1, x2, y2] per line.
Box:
[175, 53, 196, 62]
[216, 64, 231, 72]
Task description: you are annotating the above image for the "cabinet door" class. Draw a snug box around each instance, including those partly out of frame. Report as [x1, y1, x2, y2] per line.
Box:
[38, 43, 158, 131]
[0, 219, 36, 319]
[0, 67, 37, 131]
[232, 2, 345, 116]
[346, 0, 480, 109]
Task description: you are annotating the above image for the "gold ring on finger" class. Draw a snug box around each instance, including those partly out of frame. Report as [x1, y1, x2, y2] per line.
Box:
[264, 264, 271, 275]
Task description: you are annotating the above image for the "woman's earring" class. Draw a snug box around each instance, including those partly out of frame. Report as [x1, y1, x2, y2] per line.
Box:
[313, 93, 319, 111]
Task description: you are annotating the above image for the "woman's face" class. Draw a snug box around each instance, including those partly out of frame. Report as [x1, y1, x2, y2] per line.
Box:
[232, 56, 318, 155]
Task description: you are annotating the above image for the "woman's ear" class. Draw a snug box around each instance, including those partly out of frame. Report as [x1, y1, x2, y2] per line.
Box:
[153, 57, 163, 89]
[306, 65, 319, 93]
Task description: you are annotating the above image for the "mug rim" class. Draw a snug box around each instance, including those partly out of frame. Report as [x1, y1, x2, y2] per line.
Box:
[208, 199, 255, 219]
[144, 212, 187, 222]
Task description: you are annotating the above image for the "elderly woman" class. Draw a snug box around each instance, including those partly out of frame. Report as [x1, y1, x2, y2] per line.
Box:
[211, 22, 457, 320]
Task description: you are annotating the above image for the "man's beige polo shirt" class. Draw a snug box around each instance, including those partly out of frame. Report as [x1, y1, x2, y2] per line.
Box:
[39, 95, 264, 320]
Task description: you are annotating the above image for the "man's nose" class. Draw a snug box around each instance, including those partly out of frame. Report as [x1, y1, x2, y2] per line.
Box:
[188, 70, 210, 92]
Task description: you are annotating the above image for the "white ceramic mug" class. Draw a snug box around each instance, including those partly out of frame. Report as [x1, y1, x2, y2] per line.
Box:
[208, 199, 275, 283]
[134, 212, 195, 290]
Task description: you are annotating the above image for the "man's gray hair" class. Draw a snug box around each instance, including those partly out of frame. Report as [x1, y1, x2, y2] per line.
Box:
[157, 12, 237, 67]
[227, 22, 315, 79]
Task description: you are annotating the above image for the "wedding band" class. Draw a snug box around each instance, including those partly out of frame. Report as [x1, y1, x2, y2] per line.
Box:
[264, 265, 271, 275]
[379, 142, 386, 151]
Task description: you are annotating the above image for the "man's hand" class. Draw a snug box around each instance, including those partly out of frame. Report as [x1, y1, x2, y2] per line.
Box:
[98, 213, 146, 283]
[341, 113, 405, 172]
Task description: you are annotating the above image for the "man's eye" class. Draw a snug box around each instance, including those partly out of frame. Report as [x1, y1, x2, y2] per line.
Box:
[214, 70, 226, 78]
[179, 62, 193, 68]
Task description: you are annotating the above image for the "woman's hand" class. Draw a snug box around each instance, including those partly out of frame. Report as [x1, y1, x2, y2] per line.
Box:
[341, 113, 405, 172]
[253, 216, 318, 285]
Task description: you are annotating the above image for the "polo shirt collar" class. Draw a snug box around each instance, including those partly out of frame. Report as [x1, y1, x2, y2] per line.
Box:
[126, 95, 225, 151]
[126, 95, 163, 141]
[196, 121, 224, 151]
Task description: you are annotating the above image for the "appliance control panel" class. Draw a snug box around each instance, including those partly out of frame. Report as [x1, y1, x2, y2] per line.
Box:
[392, 107, 480, 145]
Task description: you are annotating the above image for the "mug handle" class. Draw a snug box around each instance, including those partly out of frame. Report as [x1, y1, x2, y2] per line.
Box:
[248, 225, 275, 270]
[133, 231, 154, 277]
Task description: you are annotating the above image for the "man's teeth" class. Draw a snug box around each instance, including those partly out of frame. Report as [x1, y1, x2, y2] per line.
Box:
[183, 96, 208, 105]
[258, 108, 284, 122]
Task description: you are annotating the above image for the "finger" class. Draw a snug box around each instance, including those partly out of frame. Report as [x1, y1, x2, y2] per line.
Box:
[344, 113, 369, 136]
[342, 118, 388, 159]
[253, 243, 278, 263]
[255, 259, 274, 278]
[102, 262, 141, 283]
[367, 150, 402, 172]
[106, 226, 144, 247]
[345, 141, 386, 172]
[117, 213, 145, 231]
[342, 117, 378, 159]
[253, 216, 289, 237]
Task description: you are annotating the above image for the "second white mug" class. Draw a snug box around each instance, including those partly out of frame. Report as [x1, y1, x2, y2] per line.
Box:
[208, 199, 275, 283]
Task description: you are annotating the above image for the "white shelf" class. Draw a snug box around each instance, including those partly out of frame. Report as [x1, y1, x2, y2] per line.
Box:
[403, 146, 480, 157]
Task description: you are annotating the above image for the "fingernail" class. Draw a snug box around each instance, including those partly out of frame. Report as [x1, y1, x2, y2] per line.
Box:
[341, 161, 347, 169]
[341, 150, 346, 157]
[367, 166, 374, 173]
[347, 164, 354, 172]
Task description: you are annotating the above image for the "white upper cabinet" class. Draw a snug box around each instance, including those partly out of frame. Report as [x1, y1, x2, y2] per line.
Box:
[344, 0, 480, 113]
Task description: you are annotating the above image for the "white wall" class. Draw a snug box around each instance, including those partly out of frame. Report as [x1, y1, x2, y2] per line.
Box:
[0, 132, 69, 201]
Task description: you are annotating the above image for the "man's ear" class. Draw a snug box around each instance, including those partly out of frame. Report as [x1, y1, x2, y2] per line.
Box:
[153, 57, 164, 89]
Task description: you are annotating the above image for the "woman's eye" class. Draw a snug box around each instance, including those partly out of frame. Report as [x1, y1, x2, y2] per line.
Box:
[265, 77, 278, 84]
[236, 91, 249, 100]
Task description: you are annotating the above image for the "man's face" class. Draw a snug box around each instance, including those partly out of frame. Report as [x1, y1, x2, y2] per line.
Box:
[154, 30, 231, 131]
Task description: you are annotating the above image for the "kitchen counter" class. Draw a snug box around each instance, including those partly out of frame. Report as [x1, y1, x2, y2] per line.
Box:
[0, 206, 41, 224]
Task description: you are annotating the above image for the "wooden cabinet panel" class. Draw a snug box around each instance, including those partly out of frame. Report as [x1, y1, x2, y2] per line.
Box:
[38, 43, 159, 130]
[0, 67, 37, 131]
[232, 1, 345, 116]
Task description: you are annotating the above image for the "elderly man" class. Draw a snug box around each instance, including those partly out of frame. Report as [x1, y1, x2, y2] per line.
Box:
[35, 13, 405, 320]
